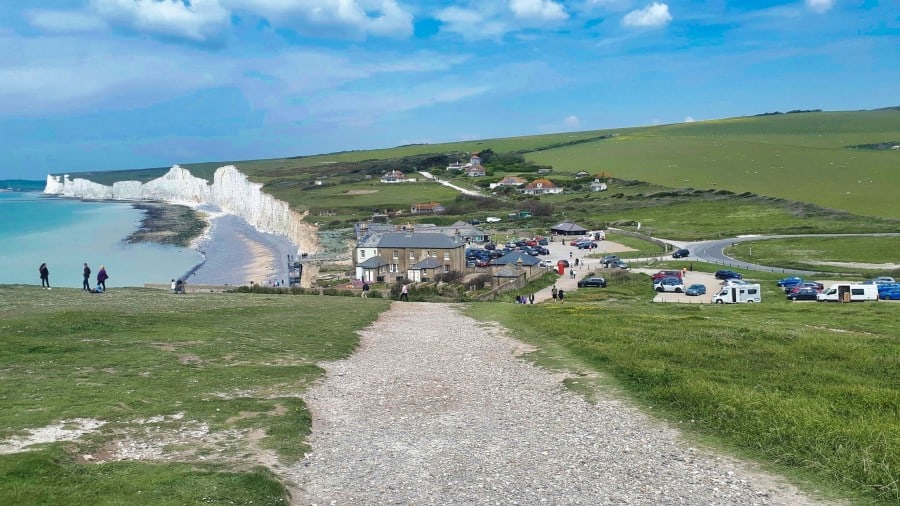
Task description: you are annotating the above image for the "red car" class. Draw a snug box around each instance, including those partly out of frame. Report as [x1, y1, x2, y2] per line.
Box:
[651, 270, 683, 281]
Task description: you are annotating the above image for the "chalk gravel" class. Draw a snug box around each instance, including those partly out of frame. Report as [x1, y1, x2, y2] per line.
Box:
[286, 302, 826, 505]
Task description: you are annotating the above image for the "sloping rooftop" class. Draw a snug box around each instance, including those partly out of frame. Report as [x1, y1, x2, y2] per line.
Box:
[376, 232, 464, 249]
[491, 252, 541, 267]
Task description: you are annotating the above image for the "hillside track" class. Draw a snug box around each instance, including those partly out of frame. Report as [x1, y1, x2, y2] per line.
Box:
[286, 302, 831, 505]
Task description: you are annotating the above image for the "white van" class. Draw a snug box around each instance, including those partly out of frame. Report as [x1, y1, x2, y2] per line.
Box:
[817, 283, 878, 302]
[712, 283, 761, 304]
[485, 216, 501, 223]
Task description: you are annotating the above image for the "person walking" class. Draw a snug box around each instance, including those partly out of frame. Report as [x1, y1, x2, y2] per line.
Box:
[97, 265, 109, 291]
[361, 281, 370, 298]
[83, 263, 92, 291]
[39, 263, 50, 289]
[400, 283, 409, 301]
[551, 285, 558, 301]
[557, 288, 565, 303]
[529, 293, 535, 304]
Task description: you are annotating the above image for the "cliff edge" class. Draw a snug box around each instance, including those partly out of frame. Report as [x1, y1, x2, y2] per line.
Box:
[44, 165, 319, 262]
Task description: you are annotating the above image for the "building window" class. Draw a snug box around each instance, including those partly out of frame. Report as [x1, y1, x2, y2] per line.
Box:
[393, 250, 399, 259]
[390, 264, 398, 273]
[409, 250, 415, 260]
[443, 251, 450, 261]
[444, 265, 450, 273]
[360, 250, 366, 259]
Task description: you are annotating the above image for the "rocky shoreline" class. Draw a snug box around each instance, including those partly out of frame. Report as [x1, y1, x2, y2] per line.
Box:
[125, 202, 207, 247]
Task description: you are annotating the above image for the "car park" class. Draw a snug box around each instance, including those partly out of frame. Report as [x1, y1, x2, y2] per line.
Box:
[715, 270, 743, 280]
[654, 276, 685, 293]
[672, 248, 690, 258]
[577, 277, 607, 288]
[788, 287, 819, 301]
[685, 284, 706, 296]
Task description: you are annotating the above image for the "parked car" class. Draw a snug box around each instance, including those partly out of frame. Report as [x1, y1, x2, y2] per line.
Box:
[788, 282, 824, 294]
[776, 276, 803, 287]
[484, 243, 497, 250]
[879, 287, 900, 300]
[485, 216, 501, 223]
[787, 287, 819, 301]
[601, 254, 620, 265]
[538, 238, 549, 246]
[654, 276, 685, 293]
[651, 269, 683, 281]
[672, 248, 690, 258]
[539, 259, 554, 268]
[723, 278, 751, 287]
[715, 270, 743, 280]
[611, 260, 629, 270]
[685, 284, 706, 296]
[577, 241, 598, 249]
[577, 277, 607, 288]
[871, 276, 897, 285]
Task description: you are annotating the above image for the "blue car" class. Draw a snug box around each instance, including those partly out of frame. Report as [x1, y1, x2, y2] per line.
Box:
[879, 287, 900, 300]
[777, 276, 803, 287]
[877, 284, 900, 298]
[685, 284, 706, 296]
[715, 270, 743, 280]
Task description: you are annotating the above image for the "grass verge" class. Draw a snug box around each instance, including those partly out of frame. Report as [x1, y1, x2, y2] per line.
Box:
[464, 289, 899, 504]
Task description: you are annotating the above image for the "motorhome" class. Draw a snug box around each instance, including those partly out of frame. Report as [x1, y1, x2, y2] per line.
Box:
[712, 283, 761, 304]
[817, 283, 879, 302]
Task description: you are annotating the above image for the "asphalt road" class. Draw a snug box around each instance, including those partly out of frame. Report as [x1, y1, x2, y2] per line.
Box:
[674, 233, 900, 275]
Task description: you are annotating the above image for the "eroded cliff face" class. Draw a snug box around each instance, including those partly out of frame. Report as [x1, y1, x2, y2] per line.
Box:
[44, 165, 319, 256]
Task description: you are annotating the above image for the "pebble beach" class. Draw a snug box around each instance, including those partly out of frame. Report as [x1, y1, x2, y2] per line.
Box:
[183, 208, 298, 287]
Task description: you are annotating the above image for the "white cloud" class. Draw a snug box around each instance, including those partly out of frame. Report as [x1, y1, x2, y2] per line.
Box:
[563, 115, 581, 128]
[683, 116, 695, 122]
[89, 0, 230, 42]
[25, 9, 108, 33]
[509, 0, 568, 21]
[622, 2, 672, 28]
[224, 0, 414, 38]
[805, 0, 834, 14]
[436, 5, 511, 40]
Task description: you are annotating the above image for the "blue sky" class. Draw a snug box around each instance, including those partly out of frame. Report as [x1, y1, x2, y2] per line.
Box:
[0, 0, 897, 180]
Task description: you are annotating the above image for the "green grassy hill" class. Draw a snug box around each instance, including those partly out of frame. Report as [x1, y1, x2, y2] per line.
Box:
[56, 109, 900, 219]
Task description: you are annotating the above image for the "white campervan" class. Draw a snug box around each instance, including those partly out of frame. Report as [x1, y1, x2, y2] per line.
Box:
[817, 283, 878, 302]
[712, 283, 761, 304]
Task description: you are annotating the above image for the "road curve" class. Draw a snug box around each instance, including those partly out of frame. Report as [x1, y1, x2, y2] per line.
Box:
[681, 233, 900, 275]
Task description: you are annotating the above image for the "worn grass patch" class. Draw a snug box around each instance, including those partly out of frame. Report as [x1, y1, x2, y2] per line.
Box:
[0, 286, 389, 503]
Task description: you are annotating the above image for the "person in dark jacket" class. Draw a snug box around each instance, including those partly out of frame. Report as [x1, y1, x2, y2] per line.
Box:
[39, 263, 50, 289]
[82, 263, 92, 291]
[97, 265, 109, 291]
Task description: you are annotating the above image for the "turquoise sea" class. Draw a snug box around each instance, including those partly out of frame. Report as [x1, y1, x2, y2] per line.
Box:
[0, 191, 203, 288]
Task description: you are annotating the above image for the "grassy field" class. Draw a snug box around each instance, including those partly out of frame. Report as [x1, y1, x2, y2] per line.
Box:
[725, 237, 900, 276]
[525, 110, 900, 219]
[464, 280, 900, 505]
[0, 286, 389, 504]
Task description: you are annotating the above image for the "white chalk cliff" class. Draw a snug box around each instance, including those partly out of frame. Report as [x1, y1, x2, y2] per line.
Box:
[44, 165, 319, 257]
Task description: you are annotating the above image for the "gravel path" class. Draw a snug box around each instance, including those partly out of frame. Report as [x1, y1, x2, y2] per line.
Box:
[287, 302, 828, 505]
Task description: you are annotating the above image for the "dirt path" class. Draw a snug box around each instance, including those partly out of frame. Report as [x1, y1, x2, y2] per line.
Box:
[285, 302, 830, 505]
